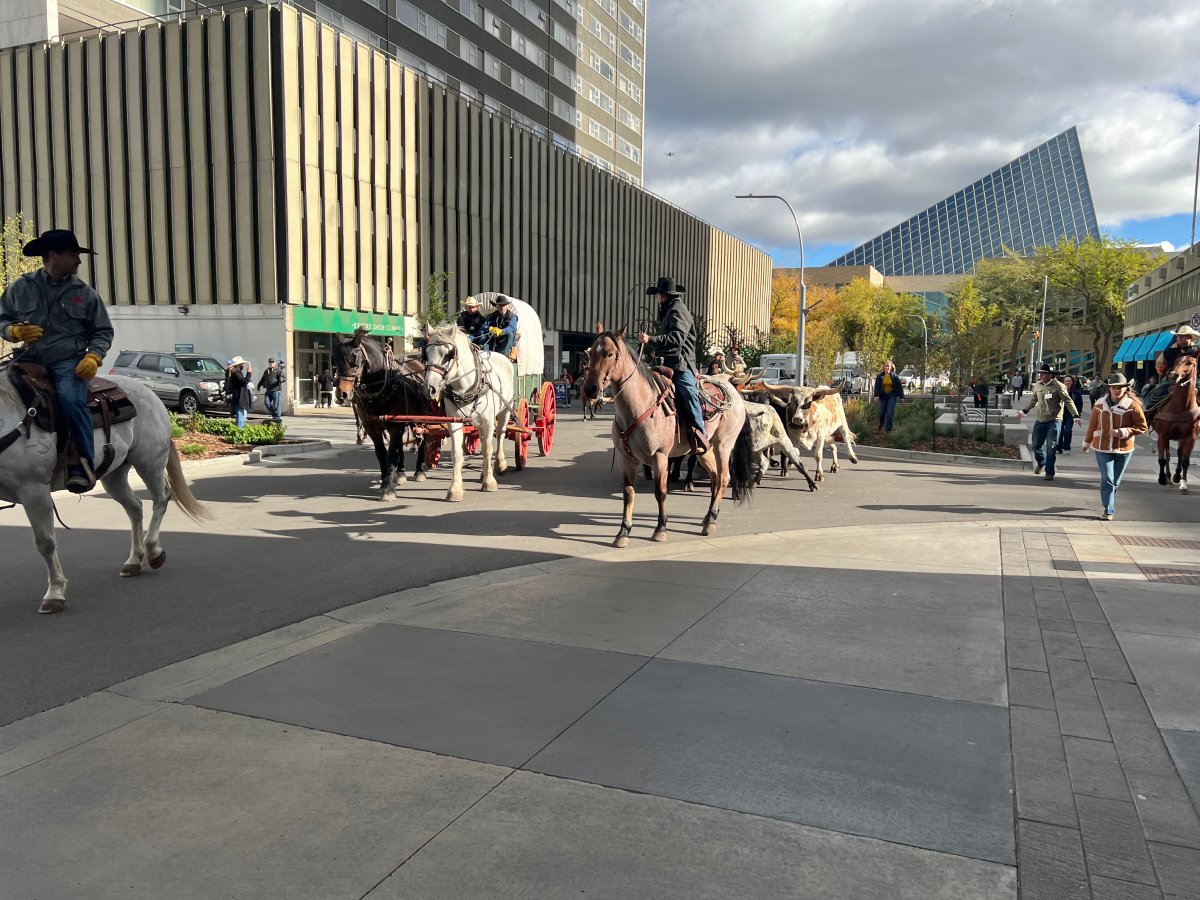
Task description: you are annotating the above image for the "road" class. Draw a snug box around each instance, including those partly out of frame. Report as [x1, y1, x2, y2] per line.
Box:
[2, 408, 1197, 726]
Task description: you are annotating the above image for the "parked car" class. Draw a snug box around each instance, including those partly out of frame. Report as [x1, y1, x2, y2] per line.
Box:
[898, 368, 921, 390]
[832, 369, 868, 393]
[109, 350, 230, 415]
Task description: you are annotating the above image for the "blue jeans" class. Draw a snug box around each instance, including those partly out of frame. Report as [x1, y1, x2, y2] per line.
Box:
[264, 390, 281, 419]
[1031, 419, 1062, 475]
[1057, 416, 1074, 451]
[673, 370, 706, 440]
[878, 393, 898, 431]
[235, 407, 248, 428]
[47, 359, 95, 469]
[1094, 452, 1132, 516]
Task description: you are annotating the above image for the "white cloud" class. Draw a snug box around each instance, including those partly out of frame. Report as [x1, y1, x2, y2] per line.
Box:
[643, 0, 1200, 256]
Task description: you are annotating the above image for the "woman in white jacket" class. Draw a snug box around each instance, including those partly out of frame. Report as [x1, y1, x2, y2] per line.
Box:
[1082, 373, 1148, 521]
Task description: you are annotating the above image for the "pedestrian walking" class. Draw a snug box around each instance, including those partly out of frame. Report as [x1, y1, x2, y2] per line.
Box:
[0, 228, 114, 492]
[1082, 373, 1147, 521]
[1010, 371, 1024, 401]
[225, 356, 254, 428]
[873, 360, 904, 432]
[257, 357, 284, 421]
[1056, 374, 1084, 453]
[1016, 363, 1081, 481]
[317, 368, 336, 408]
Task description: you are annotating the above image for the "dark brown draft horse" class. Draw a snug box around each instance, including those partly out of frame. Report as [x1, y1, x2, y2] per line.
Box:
[581, 326, 755, 547]
[332, 329, 434, 501]
[1151, 354, 1198, 494]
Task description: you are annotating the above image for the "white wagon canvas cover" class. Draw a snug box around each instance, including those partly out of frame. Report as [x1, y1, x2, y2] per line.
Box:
[467, 293, 544, 378]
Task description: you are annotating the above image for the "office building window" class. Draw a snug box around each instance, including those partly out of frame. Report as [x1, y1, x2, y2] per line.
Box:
[587, 83, 614, 114]
[618, 41, 642, 73]
[552, 58, 583, 91]
[618, 73, 642, 104]
[589, 51, 614, 82]
[589, 119, 614, 147]
[617, 104, 640, 133]
[590, 17, 616, 50]
[617, 137, 640, 162]
[552, 96, 576, 122]
[485, 10, 502, 37]
[628, 0, 643, 10]
[618, 9, 642, 42]
[552, 21, 580, 55]
[596, 0, 616, 18]
[461, 37, 478, 67]
[552, 132, 578, 153]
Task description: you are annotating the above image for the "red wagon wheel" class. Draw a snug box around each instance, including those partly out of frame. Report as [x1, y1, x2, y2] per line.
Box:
[513, 397, 530, 470]
[537, 381, 557, 456]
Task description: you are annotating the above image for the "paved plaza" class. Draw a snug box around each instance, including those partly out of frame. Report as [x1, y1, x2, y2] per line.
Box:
[1, 414, 1198, 897]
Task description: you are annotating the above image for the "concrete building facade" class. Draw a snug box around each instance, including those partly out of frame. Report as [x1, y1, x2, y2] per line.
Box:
[1115, 243, 1200, 382]
[0, 3, 767, 408]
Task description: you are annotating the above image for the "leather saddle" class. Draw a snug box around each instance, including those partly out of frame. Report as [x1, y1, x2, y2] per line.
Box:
[6, 360, 137, 479]
[648, 367, 729, 421]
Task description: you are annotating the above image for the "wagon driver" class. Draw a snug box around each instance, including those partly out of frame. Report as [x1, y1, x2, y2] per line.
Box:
[457, 296, 486, 342]
[0, 229, 113, 493]
[477, 294, 519, 358]
[637, 276, 709, 454]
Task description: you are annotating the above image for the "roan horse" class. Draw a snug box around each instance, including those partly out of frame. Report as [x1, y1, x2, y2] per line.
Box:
[422, 324, 515, 502]
[332, 329, 432, 501]
[1150, 354, 1199, 494]
[581, 326, 755, 547]
[0, 371, 207, 614]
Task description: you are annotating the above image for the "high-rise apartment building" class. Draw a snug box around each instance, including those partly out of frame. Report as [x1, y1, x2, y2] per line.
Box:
[827, 127, 1099, 276]
[0, 0, 647, 185]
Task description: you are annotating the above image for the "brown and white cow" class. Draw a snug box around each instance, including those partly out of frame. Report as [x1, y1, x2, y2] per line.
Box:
[760, 384, 859, 481]
[743, 400, 817, 492]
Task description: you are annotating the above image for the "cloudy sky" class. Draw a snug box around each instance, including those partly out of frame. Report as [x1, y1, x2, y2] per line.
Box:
[642, 0, 1200, 268]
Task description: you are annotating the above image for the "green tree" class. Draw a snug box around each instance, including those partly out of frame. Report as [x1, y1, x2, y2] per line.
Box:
[804, 315, 841, 387]
[936, 280, 1000, 438]
[973, 252, 1050, 376]
[0, 213, 39, 356]
[416, 270, 455, 330]
[1041, 236, 1162, 377]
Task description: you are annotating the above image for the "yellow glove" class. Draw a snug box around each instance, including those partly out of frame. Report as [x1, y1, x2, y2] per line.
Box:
[8, 322, 43, 343]
[489, 326, 503, 337]
[74, 352, 103, 380]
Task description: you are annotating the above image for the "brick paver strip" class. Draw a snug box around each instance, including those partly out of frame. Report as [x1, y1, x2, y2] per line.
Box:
[1002, 528, 1200, 898]
[1113, 535, 1200, 550]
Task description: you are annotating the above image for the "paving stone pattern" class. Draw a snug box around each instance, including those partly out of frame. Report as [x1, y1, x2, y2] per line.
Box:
[1002, 528, 1200, 899]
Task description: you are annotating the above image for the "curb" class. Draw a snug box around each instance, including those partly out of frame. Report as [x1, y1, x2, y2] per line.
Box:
[852, 443, 1030, 470]
[246, 440, 334, 463]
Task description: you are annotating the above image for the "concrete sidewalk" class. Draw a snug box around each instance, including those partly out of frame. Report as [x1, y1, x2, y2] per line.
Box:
[2, 521, 1198, 899]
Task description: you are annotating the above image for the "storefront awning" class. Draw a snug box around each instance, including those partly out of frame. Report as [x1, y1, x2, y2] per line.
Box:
[1141, 330, 1175, 361]
[1112, 338, 1136, 363]
[291, 305, 407, 335]
[1124, 335, 1153, 362]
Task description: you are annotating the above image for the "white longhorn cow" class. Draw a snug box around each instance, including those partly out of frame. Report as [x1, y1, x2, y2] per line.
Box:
[761, 384, 859, 481]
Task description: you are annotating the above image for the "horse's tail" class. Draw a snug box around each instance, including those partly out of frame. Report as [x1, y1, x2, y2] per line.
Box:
[729, 417, 756, 505]
[166, 442, 210, 521]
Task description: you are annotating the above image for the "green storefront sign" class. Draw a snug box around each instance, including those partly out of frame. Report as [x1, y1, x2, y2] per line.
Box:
[291, 305, 407, 335]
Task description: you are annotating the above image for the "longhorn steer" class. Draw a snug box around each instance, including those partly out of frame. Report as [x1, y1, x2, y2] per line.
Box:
[760, 384, 859, 481]
[743, 400, 817, 492]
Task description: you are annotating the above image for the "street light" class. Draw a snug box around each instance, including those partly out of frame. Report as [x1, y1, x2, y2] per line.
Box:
[1037, 274, 1049, 364]
[906, 312, 934, 451]
[735, 193, 817, 384]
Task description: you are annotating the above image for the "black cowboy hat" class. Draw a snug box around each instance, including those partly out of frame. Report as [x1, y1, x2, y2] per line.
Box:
[646, 276, 685, 297]
[1036, 362, 1057, 375]
[494, 294, 512, 306]
[22, 229, 96, 257]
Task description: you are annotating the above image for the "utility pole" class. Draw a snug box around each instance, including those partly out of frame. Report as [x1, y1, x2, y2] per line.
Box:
[1037, 274, 1048, 364]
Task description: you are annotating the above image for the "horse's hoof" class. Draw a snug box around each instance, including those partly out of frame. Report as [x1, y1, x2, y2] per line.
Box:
[446, 488, 464, 502]
[120, 563, 142, 577]
[38, 599, 65, 615]
[613, 535, 629, 548]
[1159, 477, 1169, 486]
[396, 474, 408, 484]
[815, 473, 825, 482]
[413, 472, 427, 482]
[652, 529, 668, 542]
[685, 483, 695, 493]
[849, 457, 859, 464]
[809, 483, 818, 492]
[381, 491, 396, 502]
[496, 463, 509, 475]
[149, 550, 167, 570]
[482, 480, 498, 492]
[702, 523, 717, 536]
[1182, 487, 1190, 495]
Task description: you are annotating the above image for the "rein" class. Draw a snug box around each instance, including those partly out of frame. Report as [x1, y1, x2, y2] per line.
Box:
[597, 338, 669, 459]
[426, 336, 486, 407]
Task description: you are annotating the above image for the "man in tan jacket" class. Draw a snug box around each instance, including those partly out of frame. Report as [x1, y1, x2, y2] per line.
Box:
[1082, 373, 1148, 520]
[1017, 362, 1081, 481]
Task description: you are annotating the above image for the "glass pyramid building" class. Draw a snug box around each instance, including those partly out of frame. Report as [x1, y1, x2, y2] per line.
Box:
[827, 127, 1099, 275]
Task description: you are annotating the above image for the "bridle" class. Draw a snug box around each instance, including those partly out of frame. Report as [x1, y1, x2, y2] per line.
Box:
[424, 333, 485, 406]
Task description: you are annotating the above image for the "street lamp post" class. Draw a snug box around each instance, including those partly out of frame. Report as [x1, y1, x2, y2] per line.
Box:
[735, 194, 815, 384]
[1037, 274, 1049, 364]
[906, 313, 933, 450]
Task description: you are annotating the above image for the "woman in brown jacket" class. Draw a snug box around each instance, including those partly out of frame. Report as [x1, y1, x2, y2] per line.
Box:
[1082, 372, 1148, 520]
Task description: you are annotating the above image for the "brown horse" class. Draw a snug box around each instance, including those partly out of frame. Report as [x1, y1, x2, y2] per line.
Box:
[581, 326, 755, 547]
[1151, 354, 1199, 494]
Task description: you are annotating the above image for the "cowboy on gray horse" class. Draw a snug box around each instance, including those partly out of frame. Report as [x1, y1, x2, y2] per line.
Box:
[0, 229, 113, 493]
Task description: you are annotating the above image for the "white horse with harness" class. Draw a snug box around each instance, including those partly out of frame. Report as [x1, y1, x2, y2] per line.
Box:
[421, 323, 515, 502]
[0, 367, 207, 614]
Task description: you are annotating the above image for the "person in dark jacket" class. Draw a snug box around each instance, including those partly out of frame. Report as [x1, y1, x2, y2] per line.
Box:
[873, 360, 904, 431]
[0, 229, 114, 492]
[225, 357, 254, 427]
[1144, 325, 1200, 412]
[637, 276, 708, 453]
[477, 295, 519, 357]
[706, 350, 726, 376]
[972, 379, 989, 409]
[1056, 374, 1084, 452]
[256, 358, 284, 420]
[316, 368, 336, 408]
[456, 296, 486, 342]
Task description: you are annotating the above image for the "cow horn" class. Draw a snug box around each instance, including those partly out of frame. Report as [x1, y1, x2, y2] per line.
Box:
[758, 383, 795, 396]
[809, 386, 841, 399]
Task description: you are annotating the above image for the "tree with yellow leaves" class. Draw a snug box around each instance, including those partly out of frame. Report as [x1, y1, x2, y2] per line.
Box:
[0, 213, 39, 357]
